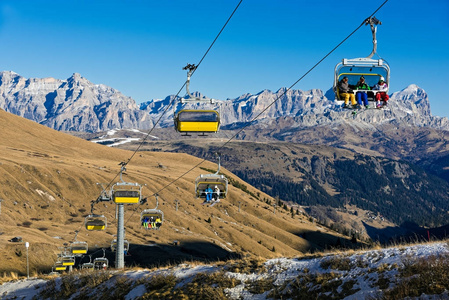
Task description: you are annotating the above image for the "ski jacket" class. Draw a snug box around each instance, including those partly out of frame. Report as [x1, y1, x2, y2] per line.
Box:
[338, 80, 352, 93]
[374, 82, 388, 92]
[355, 83, 370, 90]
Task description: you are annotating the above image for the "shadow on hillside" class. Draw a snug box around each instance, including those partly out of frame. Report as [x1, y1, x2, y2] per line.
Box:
[363, 221, 449, 245]
[84, 241, 241, 269]
[294, 230, 361, 252]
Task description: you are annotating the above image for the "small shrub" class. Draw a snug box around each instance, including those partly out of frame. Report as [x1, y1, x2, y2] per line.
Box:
[248, 278, 274, 294]
[382, 254, 449, 299]
[320, 256, 351, 271]
[22, 221, 32, 227]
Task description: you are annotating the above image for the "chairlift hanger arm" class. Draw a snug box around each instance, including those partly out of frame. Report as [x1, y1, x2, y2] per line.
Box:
[183, 64, 197, 100]
[180, 63, 215, 103]
[215, 152, 221, 175]
[364, 16, 382, 59]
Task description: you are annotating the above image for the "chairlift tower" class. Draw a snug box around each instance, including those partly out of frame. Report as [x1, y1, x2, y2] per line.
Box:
[116, 203, 125, 268]
[111, 163, 143, 269]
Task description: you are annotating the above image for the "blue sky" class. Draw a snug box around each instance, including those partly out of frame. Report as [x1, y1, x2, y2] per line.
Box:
[1, 0, 448, 117]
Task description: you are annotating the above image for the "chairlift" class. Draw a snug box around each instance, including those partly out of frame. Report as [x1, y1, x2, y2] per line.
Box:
[70, 231, 88, 256]
[54, 262, 67, 271]
[84, 214, 107, 231]
[141, 195, 164, 230]
[93, 257, 109, 270]
[110, 239, 129, 253]
[61, 255, 75, 266]
[93, 249, 109, 270]
[81, 262, 94, 270]
[81, 255, 94, 270]
[111, 164, 142, 204]
[333, 17, 390, 104]
[174, 64, 221, 135]
[70, 241, 88, 255]
[195, 153, 228, 199]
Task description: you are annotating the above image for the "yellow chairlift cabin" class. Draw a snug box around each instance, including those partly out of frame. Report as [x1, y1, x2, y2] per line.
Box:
[111, 164, 143, 204]
[141, 195, 164, 230]
[84, 214, 107, 231]
[57, 245, 76, 266]
[70, 231, 88, 256]
[54, 260, 67, 272]
[61, 255, 75, 266]
[333, 17, 390, 105]
[195, 154, 228, 199]
[174, 64, 221, 136]
[84, 183, 111, 231]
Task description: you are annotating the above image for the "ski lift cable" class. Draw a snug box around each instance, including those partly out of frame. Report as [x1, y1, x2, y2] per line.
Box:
[149, 0, 390, 197]
[123, 0, 243, 166]
[88, 0, 243, 215]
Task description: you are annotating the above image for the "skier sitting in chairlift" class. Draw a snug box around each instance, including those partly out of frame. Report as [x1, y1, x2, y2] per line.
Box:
[213, 185, 220, 201]
[205, 185, 213, 202]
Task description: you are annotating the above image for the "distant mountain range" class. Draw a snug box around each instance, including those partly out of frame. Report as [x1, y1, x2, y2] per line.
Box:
[1, 71, 448, 133]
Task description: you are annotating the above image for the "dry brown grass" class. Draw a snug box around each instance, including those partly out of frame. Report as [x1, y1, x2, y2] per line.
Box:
[0, 109, 353, 274]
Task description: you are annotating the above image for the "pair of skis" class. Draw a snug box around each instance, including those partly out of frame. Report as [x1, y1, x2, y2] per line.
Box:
[202, 199, 220, 207]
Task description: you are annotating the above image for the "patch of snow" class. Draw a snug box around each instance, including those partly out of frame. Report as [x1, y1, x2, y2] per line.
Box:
[1, 242, 448, 299]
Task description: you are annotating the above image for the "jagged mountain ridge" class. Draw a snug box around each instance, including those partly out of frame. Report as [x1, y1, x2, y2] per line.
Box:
[1, 71, 448, 133]
[0, 71, 154, 132]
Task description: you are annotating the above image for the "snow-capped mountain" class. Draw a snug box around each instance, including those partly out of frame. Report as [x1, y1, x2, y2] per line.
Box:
[0, 71, 154, 132]
[0, 71, 448, 133]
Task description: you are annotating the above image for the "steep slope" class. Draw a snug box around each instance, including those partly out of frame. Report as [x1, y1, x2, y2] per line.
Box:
[0, 109, 353, 275]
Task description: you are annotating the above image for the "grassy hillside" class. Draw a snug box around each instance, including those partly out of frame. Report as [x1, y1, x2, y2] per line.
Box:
[0, 109, 357, 275]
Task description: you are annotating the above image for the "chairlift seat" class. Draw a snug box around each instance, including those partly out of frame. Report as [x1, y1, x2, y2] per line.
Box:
[333, 58, 390, 102]
[141, 209, 164, 230]
[62, 256, 75, 266]
[93, 257, 109, 269]
[70, 241, 88, 255]
[110, 239, 129, 252]
[174, 110, 220, 133]
[112, 185, 141, 204]
[81, 262, 94, 270]
[195, 174, 228, 198]
[85, 214, 107, 231]
[54, 263, 67, 271]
